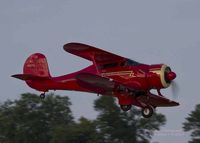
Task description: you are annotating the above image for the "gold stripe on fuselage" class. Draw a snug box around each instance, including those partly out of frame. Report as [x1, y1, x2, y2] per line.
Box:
[150, 70, 161, 75]
[101, 71, 136, 78]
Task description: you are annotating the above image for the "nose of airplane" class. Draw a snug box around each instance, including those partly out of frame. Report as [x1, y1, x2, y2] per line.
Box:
[166, 71, 176, 81]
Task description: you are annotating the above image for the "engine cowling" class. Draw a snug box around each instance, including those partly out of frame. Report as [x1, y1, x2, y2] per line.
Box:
[148, 64, 176, 89]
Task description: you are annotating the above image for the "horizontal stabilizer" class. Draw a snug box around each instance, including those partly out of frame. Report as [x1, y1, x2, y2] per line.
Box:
[11, 74, 50, 81]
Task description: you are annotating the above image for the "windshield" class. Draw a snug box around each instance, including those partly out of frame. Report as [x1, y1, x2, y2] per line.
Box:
[124, 59, 141, 66]
[98, 59, 141, 70]
[98, 62, 118, 69]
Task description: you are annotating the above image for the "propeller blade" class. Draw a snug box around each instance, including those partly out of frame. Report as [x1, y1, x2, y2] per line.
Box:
[171, 81, 179, 99]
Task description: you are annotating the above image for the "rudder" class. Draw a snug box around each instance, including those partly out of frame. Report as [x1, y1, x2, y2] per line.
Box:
[23, 53, 51, 77]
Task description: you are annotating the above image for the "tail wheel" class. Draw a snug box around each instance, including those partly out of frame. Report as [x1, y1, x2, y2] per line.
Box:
[40, 93, 46, 99]
[120, 105, 132, 111]
[141, 106, 154, 118]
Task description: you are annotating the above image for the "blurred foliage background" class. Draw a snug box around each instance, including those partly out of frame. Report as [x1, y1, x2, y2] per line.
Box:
[0, 93, 198, 143]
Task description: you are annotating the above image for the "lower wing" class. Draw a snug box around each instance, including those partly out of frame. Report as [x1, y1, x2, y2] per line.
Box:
[137, 94, 179, 107]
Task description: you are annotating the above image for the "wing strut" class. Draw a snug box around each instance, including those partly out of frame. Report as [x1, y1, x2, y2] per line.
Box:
[91, 55, 100, 74]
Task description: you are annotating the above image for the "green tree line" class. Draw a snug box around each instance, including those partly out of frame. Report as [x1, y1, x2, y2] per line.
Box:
[0, 93, 199, 143]
[0, 93, 165, 143]
[183, 104, 200, 143]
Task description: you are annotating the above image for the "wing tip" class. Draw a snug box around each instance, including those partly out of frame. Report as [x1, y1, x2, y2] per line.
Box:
[63, 42, 90, 53]
[172, 101, 180, 106]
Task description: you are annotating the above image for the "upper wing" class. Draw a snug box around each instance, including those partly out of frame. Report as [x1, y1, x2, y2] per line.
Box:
[63, 43, 125, 63]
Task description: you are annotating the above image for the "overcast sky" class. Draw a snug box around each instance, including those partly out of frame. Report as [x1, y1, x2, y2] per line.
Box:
[1, 1, 200, 143]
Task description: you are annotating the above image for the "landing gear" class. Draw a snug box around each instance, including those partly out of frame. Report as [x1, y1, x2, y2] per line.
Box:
[40, 93, 46, 99]
[120, 105, 132, 111]
[141, 106, 154, 118]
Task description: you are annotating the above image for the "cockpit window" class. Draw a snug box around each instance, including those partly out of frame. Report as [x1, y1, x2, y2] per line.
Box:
[98, 59, 141, 69]
[98, 62, 118, 69]
[124, 59, 141, 66]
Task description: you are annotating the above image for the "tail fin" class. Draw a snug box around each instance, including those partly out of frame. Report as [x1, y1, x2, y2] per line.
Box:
[12, 53, 51, 92]
[23, 53, 51, 77]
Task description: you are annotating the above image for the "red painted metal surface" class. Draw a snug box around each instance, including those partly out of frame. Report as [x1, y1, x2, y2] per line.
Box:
[12, 42, 179, 114]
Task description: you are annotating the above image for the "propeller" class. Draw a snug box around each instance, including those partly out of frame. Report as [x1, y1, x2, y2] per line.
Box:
[171, 81, 179, 100]
[164, 68, 179, 99]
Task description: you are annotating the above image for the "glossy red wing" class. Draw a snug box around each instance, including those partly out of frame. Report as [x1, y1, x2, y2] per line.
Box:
[137, 94, 179, 107]
[76, 73, 115, 94]
[63, 43, 125, 63]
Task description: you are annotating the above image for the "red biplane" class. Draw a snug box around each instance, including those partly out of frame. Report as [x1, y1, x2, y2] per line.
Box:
[12, 42, 179, 118]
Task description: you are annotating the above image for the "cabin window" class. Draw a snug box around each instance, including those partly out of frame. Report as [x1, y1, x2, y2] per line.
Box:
[124, 59, 141, 66]
[98, 62, 118, 69]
